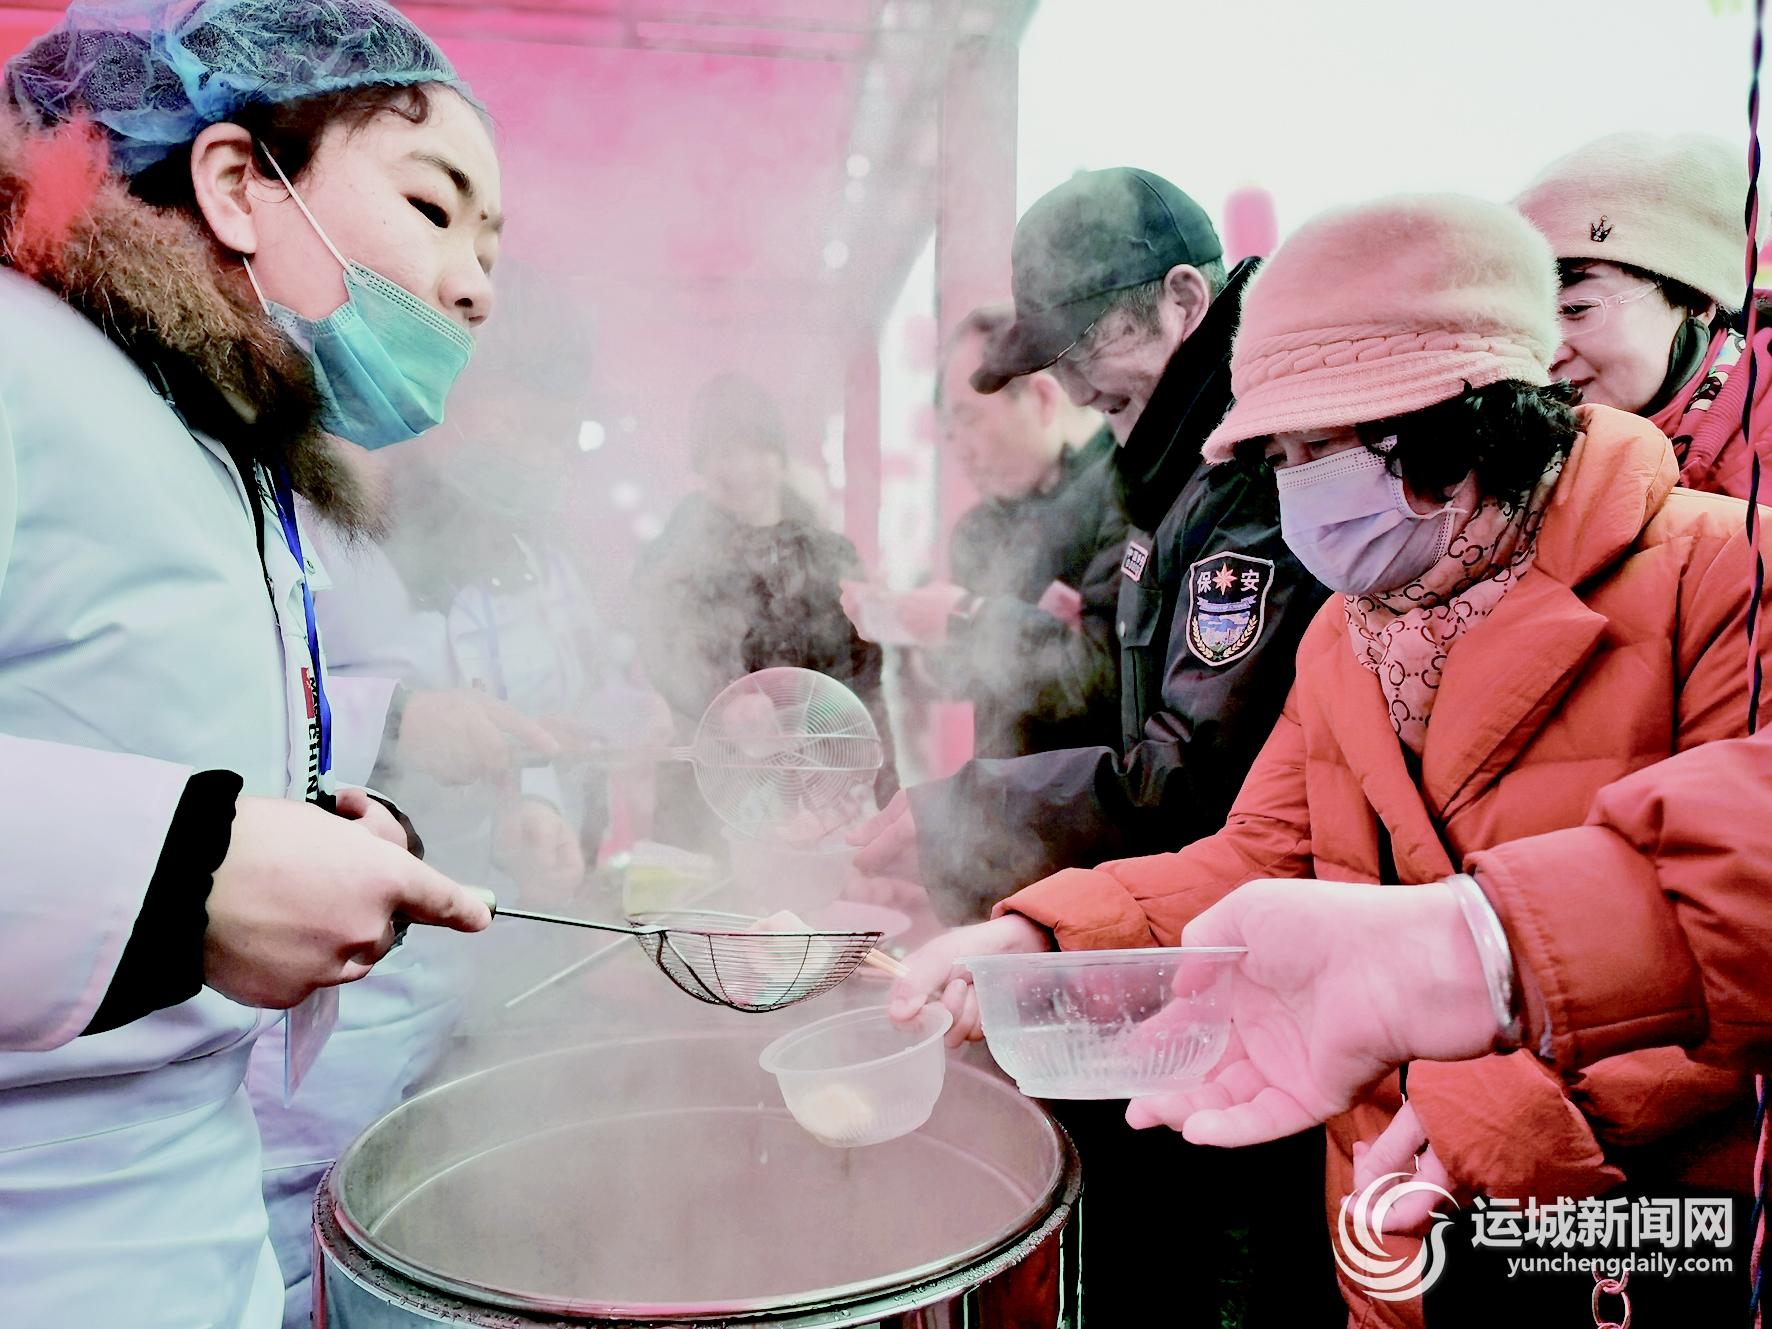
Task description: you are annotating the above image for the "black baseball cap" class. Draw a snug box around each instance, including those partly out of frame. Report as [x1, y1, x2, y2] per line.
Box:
[973, 167, 1223, 394]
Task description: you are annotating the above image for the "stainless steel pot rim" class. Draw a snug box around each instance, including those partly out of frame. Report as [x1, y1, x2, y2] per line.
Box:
[318, 1148, 1083, 1326]
[327, 1040, 1077, 1320]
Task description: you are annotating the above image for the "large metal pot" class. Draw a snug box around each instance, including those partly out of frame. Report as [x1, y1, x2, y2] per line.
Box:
[316, 1029, 1081, 1326]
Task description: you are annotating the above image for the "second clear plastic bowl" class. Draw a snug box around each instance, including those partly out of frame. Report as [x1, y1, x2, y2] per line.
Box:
[963, 947, 1242, 1100]
[759, 1004, 952, 1147]
[844, 585, 921, 646]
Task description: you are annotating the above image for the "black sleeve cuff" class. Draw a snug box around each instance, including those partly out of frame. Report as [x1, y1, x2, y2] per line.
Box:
[81, 770, 242, 1037]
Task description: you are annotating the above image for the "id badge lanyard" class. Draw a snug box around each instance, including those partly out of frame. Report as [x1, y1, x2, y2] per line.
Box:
[268, 467, 339, 1102]
[270, 468, 333, 784]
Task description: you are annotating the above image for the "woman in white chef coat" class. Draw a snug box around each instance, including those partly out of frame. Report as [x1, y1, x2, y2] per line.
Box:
[0, 1, 499, 1325]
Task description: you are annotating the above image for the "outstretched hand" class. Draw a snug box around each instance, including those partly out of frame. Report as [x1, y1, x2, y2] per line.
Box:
[886, 914, 1052, 1047]
[1124, 878, 1501, 1148]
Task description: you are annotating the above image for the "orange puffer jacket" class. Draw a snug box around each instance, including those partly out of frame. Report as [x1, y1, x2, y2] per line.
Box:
[996, 406, 1769, 1328]
[1471, 729, 1772, 1076]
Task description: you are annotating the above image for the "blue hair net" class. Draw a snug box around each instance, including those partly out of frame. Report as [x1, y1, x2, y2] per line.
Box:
[5, 0, 473, 177]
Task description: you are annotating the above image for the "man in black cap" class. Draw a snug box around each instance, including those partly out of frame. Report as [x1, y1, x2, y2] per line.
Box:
[851, 167, 1336, 1326]
[853, 166, 1324, 921]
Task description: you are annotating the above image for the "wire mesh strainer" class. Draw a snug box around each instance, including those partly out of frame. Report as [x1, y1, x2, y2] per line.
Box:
[630, 909, 882, 1011]
[571, 668, 883, 842]
[466, 890, 887, 1014]
[691, 668, 883, 841]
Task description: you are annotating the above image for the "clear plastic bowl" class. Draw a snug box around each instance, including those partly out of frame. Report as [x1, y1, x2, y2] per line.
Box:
[963, 947, 1242, 1100]
[723, 828, 858, 916]
[759, 1004, 953, 1147]
[845, 585, 921, 646]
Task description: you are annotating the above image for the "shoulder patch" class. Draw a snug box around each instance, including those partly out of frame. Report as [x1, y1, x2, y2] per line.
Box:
[1185, 551, 1274, 667]
[1121, 539, 1151, 583]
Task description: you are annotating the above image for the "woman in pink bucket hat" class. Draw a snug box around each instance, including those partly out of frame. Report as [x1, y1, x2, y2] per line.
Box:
[890, 194, 1767, 1327]
[1517, 132, 1768, 499]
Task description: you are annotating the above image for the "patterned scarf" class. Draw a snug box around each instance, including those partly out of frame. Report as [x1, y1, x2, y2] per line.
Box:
[1651, 328, 1746, 478]
[1344, 459, 1563, 755]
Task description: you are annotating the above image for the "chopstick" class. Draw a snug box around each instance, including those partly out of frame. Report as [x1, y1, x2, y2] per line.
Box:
[861, 949, 910, 979]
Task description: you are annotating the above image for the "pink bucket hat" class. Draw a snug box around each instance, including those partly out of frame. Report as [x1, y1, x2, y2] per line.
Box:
[1201, 194, 1559, 463]
[1515, 132, 1745, 312]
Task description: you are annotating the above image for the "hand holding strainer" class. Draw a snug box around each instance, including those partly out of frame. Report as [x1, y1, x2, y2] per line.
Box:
[464, 888, 895, 1014]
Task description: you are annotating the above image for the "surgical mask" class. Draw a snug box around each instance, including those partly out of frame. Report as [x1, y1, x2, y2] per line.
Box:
[1273, 440, 1468, 595]
[241, 150, 473, 449]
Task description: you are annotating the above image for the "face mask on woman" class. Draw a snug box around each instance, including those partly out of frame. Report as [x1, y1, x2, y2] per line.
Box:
[242, 150, 473, 449]
[1274, 439, 1468, 595]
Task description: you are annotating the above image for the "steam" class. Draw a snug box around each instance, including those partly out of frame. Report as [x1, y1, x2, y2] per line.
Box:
[310, 282, 903, 1036]
[284, 21, 988, 1310]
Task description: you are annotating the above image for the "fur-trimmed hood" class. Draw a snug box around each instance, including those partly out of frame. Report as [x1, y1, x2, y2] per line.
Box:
[0, 108, 364, 524]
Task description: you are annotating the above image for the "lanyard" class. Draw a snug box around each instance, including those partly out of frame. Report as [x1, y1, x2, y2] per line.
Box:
[269, 469, 333, 781]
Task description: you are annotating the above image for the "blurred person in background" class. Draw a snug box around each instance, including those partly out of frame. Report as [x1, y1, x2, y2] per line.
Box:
[0, 2, 498, 1324]
[388, 454, 650, 881]
[902, 194, 1767, 1327]
[841, 303, 1126, 762]
[633, 372, 896, 849]
[1517, 132, 1769, 499]
[853, 168, 1335, 1327]
[403, 260, 674, 874]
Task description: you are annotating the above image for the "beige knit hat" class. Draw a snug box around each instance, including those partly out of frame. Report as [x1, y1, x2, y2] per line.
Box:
[1201, 194, 1558, 462]
[1514, 132, 1746, 311]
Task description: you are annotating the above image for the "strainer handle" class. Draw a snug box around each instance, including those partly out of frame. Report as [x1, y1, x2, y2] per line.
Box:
[466, 886, 654, 937]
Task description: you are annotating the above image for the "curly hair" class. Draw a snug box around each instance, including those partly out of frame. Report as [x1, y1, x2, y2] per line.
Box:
[1353, 379, 1580, 508]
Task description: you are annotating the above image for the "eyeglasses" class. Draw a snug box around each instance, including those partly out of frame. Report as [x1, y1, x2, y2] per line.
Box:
[1052, 314, 1104, 368]
[1556, 282, 1660, 333]
[1057, 309, 1140, 371]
